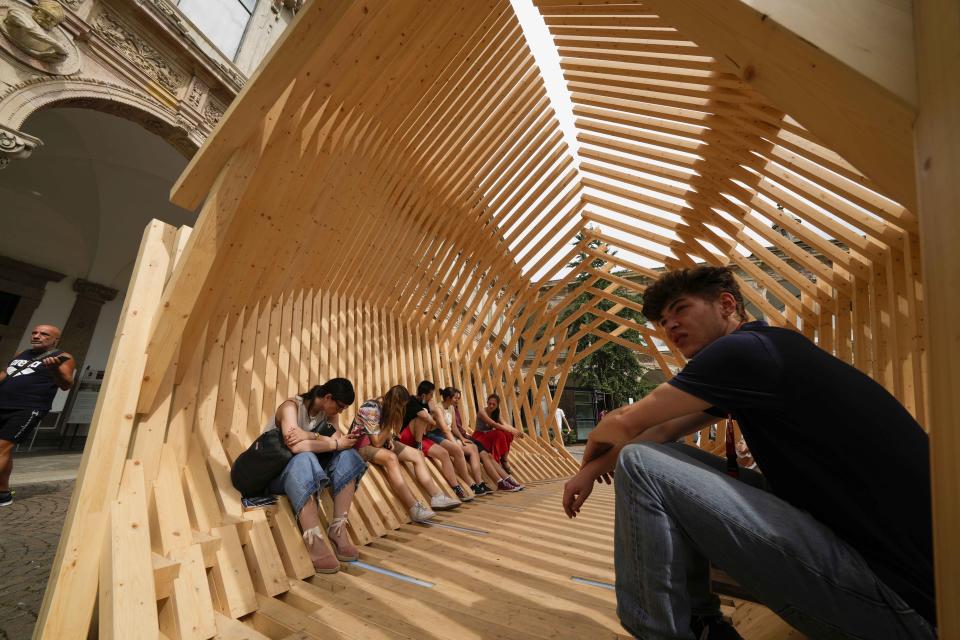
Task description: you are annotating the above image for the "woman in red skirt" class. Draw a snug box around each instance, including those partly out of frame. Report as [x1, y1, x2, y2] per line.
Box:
[470, 393, 524, 490]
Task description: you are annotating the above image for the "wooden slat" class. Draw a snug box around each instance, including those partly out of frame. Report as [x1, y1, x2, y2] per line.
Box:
[36, 220, 176, 640]
[913, 0, 960, 633]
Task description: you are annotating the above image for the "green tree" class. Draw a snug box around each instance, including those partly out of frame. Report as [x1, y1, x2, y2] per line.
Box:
[559, 234, 654, 406]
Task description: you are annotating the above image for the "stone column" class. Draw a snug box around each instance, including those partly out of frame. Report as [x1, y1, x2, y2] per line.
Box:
[0, 256, 65, 366]
[59, 278, 118, 369]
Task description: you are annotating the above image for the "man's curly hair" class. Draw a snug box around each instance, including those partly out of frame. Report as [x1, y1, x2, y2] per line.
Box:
[641, 266, 747, 323]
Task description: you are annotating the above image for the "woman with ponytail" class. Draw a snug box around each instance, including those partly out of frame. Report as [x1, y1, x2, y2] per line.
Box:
[265, 378, 365, 574]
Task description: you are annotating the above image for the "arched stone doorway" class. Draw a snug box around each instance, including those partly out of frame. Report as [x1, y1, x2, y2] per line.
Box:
[0, 104, 197, 446]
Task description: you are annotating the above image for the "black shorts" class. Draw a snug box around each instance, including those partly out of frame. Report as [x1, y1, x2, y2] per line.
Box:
[468, 436, 487, 453]
[0, 408, 46, 443]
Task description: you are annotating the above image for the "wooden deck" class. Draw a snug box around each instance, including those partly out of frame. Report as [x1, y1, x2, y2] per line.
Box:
[227, 480, 801, 640]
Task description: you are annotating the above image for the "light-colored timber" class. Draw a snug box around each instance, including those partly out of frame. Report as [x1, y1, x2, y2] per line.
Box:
[33, 1, 956, 638]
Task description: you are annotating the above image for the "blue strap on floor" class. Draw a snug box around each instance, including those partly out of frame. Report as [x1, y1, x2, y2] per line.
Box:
[348, 560, 434, 588]
[423, 521, 489, 536]
[571, 576, 615, 590]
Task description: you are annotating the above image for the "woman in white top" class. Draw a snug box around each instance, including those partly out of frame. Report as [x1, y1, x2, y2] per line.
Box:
[440, 387, 520, 492]
[435, 386, 491, 496]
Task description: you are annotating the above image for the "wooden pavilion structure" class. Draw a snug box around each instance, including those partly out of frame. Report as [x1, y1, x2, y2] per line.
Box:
[33, 1, 959, 638]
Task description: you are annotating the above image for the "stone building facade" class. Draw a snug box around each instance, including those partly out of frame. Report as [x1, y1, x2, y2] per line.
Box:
[0, 0, 300, 444]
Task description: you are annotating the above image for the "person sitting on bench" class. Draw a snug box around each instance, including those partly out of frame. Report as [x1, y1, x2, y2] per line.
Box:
[440, 386, 513, 493]
[398, 380, 473, 503]
[438, 387, 493, 496]
[562, 266, 935, 640]
[471, 393, 523, 489]
[351, 384, 459, 519]
[269, 379, 365, 574]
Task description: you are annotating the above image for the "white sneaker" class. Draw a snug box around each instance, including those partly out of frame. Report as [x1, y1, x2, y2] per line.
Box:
[409, 501, 436, 523]
[430, 493, 461, 511]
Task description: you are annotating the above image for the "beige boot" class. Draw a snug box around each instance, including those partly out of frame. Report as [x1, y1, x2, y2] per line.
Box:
[302, 526, 340, 574]
[327, 514, 359, 561]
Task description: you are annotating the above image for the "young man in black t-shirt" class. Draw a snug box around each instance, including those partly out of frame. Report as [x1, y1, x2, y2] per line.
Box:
[0, 324, 75, 506]
[562, 267, 935, 640]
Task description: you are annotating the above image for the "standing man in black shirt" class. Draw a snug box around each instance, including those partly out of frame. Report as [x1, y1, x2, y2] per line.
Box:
[0, 325, 74, 506]
[562, 267, 935, 640]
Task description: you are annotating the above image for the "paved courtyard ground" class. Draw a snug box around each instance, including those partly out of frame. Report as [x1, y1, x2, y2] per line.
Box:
[1, 450, 80, 640]
[0, 480, 74, 640]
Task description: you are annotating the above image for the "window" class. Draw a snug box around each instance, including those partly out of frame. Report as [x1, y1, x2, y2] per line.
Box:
[0, 292, 20, 326]
[177, 0, 255, 59]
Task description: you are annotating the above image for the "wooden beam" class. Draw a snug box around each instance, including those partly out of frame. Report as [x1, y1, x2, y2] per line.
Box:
[639, 0, 918, 211]
[740, 0, 916, 107]
[912, 0, 960, 633]
[35, 220, 176, 640]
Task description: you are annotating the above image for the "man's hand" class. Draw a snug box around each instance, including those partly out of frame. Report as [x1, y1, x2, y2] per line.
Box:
[42, 355, 65, 367]
[596, 471, 614, 485]
[284, 428, 313, 448]
[581, 438, 613, 467]
[562, 469, 597, 518]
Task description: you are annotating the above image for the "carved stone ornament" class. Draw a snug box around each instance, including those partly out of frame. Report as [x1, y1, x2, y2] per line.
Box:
[0, 0, 81, 75]
[73, 278, 118, 303]
[186, 77, 205, 109]
[0, 122, 42, 170]
[93, 9, 186, 93]
[272, 0, 304, 14]
[203, 97, 224, 126]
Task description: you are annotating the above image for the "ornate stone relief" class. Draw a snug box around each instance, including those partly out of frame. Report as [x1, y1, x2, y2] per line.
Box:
[0, 121, 41, 169]
[186, 77, 205, 109]
[0, 0, 81, 75]
[93, 9, 186, 93]
[212, 59, 244, 91]
[203, 96, 224, 126]
[60, 0, 84, 9]
[141, 0, 190, 38]
[73, 278, 118, 304]
[272, 0, 304, 14]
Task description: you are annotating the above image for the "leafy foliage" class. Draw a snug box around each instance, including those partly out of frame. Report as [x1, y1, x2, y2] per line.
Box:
[560, 234, 656, 406]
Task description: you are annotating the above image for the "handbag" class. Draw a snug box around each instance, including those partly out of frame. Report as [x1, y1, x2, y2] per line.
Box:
[230, 429, 293, 497]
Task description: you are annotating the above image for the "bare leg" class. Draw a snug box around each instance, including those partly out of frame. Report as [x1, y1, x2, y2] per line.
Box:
[0, 440, 15, 492]
[479, 450, 507, 481]
[373, 448, 417, 510]
[332, 478, 355, 515]
[299, 494, 321, 530]
[398, 446, 442, 496]
[461, 441, 484, 484]
[328, 480, 359, 560]
[298, 494, 339, 572]
[439, 439, 474, 484]
[501, 452, 513, 476]
[427, 445, 459, 488]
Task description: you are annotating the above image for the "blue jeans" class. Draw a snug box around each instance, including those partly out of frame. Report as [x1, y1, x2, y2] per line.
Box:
[269, 450, 366, 515]
[614, 443, 935, 640]
[425, 429, 447, 444]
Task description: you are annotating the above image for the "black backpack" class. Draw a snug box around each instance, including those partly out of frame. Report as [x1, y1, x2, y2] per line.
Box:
[230, 429, 293, 497]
